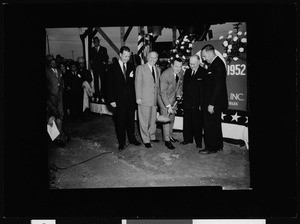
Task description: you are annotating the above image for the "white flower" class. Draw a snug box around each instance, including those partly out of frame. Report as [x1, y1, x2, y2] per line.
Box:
[228, 34, 232, 39]
[189, 43, 193, 48]
[228, 30, 233, 34]
[237, 31, 242, 36]
[181, 42, 184, 45]
[175, 40, 179, 44]
[186, 49, 190, 53]
[223, 53, 227, 57]
[233, 36, 238, 41]
[233, 57, 238, 61]
[219, 36, 224, 40]
[244, 31, 247, 35]
[228, 44, 232, 49]
[223, 40, 228, 47]
[172, 49, 176, 52]
[241, 38, 247, 43]
[239, 47, 244, 52]
[182, 55, 186, 59]
[170, 57, 174, 60]
[180, 46, 184, 49]
[175, 54, 179, 58]
[227, 49, 231, 53]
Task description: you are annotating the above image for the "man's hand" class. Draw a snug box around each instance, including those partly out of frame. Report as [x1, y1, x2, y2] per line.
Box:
[110, 102, 117, 108]
[167, 106, 174, 114]
[176, 95, 182, 101]
[136, 99, 142, 105]
[208, 105, 214, 114]
[48, 116, 55, 127]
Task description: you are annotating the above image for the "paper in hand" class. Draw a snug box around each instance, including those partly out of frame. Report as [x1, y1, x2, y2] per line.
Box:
[47, 121, 60, 141]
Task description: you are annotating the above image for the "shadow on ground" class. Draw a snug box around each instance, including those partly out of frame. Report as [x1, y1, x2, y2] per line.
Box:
[48, 111, 250, 189]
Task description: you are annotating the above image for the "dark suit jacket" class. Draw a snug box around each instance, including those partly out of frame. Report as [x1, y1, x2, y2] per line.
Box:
[183, 67, 205, 110]
[90, 46, 109, 72]
[203, 56, 228, 111]
[107, 61, 136, 108]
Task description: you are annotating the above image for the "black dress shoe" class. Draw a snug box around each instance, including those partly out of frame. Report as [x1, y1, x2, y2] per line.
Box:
[151, 139, 160, 143]
[199, 148, 217, 154]
[55, 139, 66, 148]
[165, 141, 175, 150]
[118, 145, 125, 151]
[180, 141, 191, 145]
[144, 143, 152, 148]
[129, 140, 141, 146]
[196, 144, 202, 148]
[170, 137, 179, 142]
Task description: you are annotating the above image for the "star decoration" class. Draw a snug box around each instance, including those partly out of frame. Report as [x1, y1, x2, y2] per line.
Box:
[221, 112, 226, 120]
[245, 116, 248, 123]
[231, 112, 241, 122]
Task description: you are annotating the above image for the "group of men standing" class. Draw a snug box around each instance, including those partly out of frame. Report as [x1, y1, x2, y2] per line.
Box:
[107, 44, 228, 154]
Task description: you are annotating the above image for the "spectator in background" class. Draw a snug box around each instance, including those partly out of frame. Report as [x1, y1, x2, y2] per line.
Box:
[46, 58, 67, 147]
[90, 36, 109, 101]
[68, 61, 85, 122]
[59, 62, 71, 120]
[77, 56, 94, 115]
[112, 57, 118, 65]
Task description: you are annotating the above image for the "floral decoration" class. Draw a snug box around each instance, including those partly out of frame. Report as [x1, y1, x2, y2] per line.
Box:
[168, 34, 195, 64]
[219, 30, 247, 64]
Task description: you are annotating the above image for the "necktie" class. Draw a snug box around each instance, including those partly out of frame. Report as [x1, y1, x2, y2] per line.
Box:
[191, 71, 194, 76]
[152, 66, 156, 83]
[176, 74, 179, 83]
[123, 63, 127, 80]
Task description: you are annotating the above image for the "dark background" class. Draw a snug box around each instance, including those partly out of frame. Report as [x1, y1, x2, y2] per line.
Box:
[2, 0, 298, 223]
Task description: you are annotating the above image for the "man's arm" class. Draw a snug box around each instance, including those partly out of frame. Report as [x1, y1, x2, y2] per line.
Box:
[135, 65, 142, 105]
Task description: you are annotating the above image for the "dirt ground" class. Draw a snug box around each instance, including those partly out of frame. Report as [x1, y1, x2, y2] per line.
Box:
[48, 111, 250, 190]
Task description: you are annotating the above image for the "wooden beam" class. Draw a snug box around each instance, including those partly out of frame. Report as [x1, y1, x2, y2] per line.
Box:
[123, 26, 133, 42]
[199, 25, 211, 41]
[172, 26, 177, 47]
[120, 26, 125, 46]
[95, 27, 120, 55]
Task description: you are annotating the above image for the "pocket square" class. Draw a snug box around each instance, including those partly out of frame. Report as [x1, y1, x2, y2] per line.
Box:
[129, 71, 134, 77]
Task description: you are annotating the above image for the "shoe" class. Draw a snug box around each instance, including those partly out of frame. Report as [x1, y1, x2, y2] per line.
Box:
[196, 144, 202, 148]
[144, 143, 152, 148]
[199, 148, 217, 154]
[55, 139, 66, 148]
[151, 139, 160, 143]
[170, 137, 179, 142]
[118, 145, 125, 151]
[180, 141, 192, 145]
[129, 140, 141, 146]
[165, 141, 175, 150]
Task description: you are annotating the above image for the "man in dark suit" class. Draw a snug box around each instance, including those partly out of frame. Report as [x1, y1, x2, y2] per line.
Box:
[180, 55, 205, 149]
[200, 44, 228, 154]
[90, 36, 109, 100]
[107, 46, 141, 151]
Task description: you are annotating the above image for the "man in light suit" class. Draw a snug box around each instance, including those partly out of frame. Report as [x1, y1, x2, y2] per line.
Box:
[46, 58, 67, 147]
[135, 51, 161, 148]
[158, 58, 184, 150]
[107, 46, 141, 151]
[200, 44, 228, 154]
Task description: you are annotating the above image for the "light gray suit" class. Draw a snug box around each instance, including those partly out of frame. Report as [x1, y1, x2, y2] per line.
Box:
[158, 67, 183, 141]
[135, 63, 161, 143]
